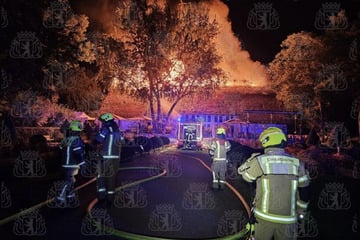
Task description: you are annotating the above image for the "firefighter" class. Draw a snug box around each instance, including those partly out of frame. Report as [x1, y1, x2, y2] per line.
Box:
[209, 127, 231, 190]
[238, 127, 311, 240]
[57, 120, 85, 202]
[94, 113, 124, 204]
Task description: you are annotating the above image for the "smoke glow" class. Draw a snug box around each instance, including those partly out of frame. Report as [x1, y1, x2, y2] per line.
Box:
[73, 0, 269, 88]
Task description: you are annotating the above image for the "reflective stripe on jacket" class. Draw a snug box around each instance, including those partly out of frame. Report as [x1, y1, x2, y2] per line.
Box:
[96, 126, 123, 159]
[60, 135, 85, 168]
[238, 147, 310, 224]
[209, 138, 231, 161]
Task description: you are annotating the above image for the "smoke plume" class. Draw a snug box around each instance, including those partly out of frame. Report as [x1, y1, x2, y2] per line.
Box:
[72, 0, 269, 88]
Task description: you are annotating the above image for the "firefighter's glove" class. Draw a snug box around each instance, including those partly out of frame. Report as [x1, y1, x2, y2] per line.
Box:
[237, 163, 249, 174]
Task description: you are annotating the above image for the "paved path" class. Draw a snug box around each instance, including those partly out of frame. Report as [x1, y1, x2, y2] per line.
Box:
[1, 148, 359, 239]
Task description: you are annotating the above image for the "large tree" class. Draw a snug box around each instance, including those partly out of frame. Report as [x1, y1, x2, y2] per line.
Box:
[113, 0, 226, 131]
[267, 31, 325, 130]
[268, 14, 360, 139]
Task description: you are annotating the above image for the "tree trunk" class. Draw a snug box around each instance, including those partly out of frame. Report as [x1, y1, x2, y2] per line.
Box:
[166, 98, 181, 123]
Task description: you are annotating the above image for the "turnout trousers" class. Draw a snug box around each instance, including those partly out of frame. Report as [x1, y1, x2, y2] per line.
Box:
[211, 160, 227, 190]
[254, 218, 297, 240]
[97, 156, 119, 202]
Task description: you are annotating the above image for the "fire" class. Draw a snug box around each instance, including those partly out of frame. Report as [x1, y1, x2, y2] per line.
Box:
[73, 0, 269, 88]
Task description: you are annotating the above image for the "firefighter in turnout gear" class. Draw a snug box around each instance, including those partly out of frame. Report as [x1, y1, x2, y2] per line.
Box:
[57, 120, 85, 202]
[209, 127, 231, 190]
[238, 127, 311, 240]
[94, 113, 124, 204]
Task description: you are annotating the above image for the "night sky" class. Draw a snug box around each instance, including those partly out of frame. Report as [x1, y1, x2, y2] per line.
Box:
[224, 0, 360, 63]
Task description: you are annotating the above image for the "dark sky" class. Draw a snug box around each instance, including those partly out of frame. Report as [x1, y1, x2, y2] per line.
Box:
[223, 0, 360, 64]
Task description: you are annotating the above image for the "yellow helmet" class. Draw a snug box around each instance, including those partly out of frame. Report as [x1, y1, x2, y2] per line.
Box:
[69, 120, 83, 132]
[99, 113, 114, 122]
[216, 127, 226, 135]
[259, 127, 286, 148]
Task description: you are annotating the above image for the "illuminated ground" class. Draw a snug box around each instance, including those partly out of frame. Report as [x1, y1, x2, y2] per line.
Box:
[0, 146, 359, 239]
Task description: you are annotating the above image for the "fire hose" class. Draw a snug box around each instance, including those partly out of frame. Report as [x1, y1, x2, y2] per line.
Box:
[86, 154, 252, 240]
[0, 154, 252, 239]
